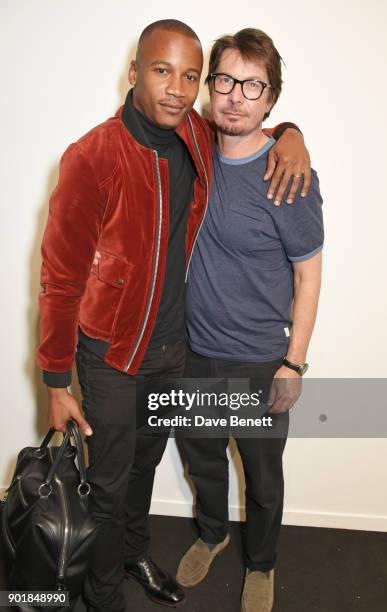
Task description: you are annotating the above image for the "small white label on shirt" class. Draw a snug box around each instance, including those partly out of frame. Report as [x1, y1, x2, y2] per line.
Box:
[284, 327, 290, 337]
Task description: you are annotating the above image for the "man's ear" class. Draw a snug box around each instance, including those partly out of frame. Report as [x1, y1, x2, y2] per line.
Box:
[129, 60, 137, 86]
[267, 91, 279, 116]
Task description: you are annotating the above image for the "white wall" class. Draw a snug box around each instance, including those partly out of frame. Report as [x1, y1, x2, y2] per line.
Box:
[1, 0, 387, 530]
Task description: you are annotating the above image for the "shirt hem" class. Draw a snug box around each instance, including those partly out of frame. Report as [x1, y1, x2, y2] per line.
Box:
[188, 342, 287, 363]
[288, 243, 324, 262]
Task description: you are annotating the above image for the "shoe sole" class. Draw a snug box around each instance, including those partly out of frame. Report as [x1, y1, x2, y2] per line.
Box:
[146, 591, 186, 608]
[125, 571, 186, 608]
[177, 540, 230, 588]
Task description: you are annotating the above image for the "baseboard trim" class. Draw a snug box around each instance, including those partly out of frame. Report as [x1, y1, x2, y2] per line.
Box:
[150, 498, 387, 533]
[2, 485, 385, 532]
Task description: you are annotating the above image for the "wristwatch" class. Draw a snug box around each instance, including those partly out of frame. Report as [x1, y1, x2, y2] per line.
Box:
[282, 357, 309, 377]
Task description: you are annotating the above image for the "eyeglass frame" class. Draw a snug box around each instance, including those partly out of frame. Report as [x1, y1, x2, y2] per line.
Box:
[209, 72, 272, 101]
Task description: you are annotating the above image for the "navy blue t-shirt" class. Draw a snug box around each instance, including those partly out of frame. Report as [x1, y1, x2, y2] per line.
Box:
[186, 138, 324, 362]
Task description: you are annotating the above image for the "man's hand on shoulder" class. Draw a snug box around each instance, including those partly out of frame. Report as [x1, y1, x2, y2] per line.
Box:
[265, 128, 311, 206]
[47, 387, 93, 436]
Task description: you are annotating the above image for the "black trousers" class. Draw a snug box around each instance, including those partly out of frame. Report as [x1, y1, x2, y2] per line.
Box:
[179, 347, 289, 573]
[75, 339, 186, 612]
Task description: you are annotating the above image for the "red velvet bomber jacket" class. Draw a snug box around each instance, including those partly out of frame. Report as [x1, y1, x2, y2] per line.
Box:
[37, 106, 213, 376]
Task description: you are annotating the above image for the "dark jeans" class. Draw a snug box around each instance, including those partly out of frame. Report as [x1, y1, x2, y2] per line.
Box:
[75, 339, 186, 612]
[179, 347, 289, 572]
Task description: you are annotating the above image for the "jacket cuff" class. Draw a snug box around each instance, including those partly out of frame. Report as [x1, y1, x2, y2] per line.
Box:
[43, 370, 72, 388]
[272, 122, 302, 141]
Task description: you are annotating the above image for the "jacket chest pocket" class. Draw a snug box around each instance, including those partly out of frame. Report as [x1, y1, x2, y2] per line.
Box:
[80, 252, 133, 337]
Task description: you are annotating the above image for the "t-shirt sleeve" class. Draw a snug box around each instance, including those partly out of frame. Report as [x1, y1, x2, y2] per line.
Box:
[275, 169, 324, 262]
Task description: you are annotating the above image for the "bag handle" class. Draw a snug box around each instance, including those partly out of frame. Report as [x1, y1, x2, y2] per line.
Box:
[35, 427, 57, 454]
[68, 420, 90, 494]
[37, 421, 91, 498]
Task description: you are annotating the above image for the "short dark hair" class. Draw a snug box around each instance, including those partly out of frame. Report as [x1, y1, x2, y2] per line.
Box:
[206, 28, 283, 120]
[137, 19, 201, 60]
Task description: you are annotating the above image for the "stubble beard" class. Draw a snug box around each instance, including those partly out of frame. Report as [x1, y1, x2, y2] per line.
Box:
[215, 106, 250, 136]
[216, 121, 246, 136]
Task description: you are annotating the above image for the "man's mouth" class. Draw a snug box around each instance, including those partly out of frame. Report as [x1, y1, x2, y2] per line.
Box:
[223, 111, 245, 118]
[159, 102, 185, 114]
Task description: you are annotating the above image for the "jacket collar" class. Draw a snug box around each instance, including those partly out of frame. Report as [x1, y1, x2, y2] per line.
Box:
[116, 90, 207, 183]
[121, 89, 176, 151]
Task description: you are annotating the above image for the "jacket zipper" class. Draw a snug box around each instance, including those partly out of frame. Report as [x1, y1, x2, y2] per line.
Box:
[125, 149, 163, 372]
[124, 118, 209, 370]
[48, 447, 70, 590]
[185, 114, 209, 282]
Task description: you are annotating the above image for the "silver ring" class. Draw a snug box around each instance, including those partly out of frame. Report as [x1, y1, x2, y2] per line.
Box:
[39, 482, 52, 497]
[293, 174, 302, 178]
[78, 482, 91, 496]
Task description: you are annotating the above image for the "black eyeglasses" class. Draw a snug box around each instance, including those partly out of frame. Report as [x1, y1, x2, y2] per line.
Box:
[210, 73, 272, 100]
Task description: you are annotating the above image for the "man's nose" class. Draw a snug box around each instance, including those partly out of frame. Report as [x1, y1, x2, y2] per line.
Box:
[229, 81, 244, 104]
[166, 75, 185, 97]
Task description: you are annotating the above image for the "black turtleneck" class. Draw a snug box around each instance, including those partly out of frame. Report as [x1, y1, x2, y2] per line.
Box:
[123, 89, 196, 349]
[43, 90, 197, 386]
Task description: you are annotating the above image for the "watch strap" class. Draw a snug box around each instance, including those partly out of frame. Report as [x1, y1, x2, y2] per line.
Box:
[282, 358, 308, 376]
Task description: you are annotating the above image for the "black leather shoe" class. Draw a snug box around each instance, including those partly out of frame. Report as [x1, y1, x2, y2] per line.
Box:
[124, 557, 186, 608]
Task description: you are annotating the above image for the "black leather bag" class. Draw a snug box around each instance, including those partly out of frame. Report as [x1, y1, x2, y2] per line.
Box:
[1, 421, 98, 604]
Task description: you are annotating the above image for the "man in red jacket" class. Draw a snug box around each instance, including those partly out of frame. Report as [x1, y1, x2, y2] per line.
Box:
[37, 19, 311, 612]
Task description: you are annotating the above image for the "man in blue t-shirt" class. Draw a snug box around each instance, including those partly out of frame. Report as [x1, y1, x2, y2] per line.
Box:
[177, 29, 323, 612]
